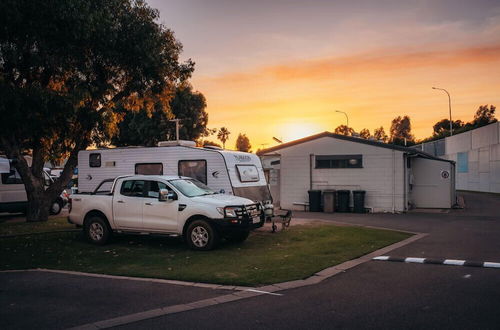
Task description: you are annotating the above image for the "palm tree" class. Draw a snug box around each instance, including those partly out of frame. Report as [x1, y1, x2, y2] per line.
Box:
[217, 127, 230, 149]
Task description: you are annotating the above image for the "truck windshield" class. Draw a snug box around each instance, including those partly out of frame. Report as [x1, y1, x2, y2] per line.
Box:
[169, 179, 216, 197]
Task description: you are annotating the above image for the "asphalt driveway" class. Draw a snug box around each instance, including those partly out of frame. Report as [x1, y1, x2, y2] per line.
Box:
[1, 191, 499, 329]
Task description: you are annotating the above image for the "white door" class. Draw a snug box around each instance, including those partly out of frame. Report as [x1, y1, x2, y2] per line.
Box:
[112, 180, 144, 229]
[141, 180, 178, 232]
[411, 158, 452, 208]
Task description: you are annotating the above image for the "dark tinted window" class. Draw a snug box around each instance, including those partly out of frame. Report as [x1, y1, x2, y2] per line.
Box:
[135, 163, 163, 175]
[145, 181, 169, 198]
[178, 160, 207, 184]
[89, 153, 101, 167]
[120, 180, 145, 197]
[315, 155, 363, 169]
[1, 169, 23, 184]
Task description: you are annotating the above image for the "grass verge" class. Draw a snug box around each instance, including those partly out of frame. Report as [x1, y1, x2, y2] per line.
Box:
[0, 224, 411, 286]
[0, 216, 75, 236]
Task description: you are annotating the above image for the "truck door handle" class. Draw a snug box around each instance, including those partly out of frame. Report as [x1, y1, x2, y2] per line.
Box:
[117, 200, 125, 203]
[145, 202, 152, 206]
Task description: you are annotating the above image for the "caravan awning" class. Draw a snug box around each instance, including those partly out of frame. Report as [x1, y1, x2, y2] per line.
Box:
[0, 158, 11, 174]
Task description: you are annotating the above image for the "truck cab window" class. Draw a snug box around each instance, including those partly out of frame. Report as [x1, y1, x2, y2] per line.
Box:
[146, 181, 169, 198]
[1, 168, 23, 184]
[120, 180, 145, 197]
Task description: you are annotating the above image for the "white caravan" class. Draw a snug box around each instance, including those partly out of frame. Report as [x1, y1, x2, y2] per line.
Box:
[77, 141, 273, 204]
[0, 157, 67, 214]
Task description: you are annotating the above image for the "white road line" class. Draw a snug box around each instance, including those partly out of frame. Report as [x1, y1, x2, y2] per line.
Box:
[373, 256, 390, 261]
[443, 259, 465, 266]
[405, 257, 425, 263]
[483, 262, 500, 269]
[246, 289, 283, 296]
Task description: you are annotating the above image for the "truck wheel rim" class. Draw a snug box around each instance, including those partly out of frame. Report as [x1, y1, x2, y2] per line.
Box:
[51, 202, 60, 214]
[89, 223, 104, 241]
[191, 226, 209, 247]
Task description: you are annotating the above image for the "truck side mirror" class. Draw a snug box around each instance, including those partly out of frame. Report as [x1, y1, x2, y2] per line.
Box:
[159, 189, 177, 202]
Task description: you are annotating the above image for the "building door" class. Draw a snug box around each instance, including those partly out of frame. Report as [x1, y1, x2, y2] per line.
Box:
[411, 158, 453, 208]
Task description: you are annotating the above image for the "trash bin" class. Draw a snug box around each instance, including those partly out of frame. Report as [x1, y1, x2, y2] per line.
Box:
[337, 190, 350, 212]
[353, 190, 366, 213]
[323, 190, 336, 213]
[308, 190, 322, 212]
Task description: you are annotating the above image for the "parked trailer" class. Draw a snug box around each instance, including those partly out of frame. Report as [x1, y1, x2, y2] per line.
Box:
[77, 141, 273, 204]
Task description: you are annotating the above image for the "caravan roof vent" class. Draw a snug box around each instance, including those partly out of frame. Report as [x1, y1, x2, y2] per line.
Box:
[158, 140, 197, 147]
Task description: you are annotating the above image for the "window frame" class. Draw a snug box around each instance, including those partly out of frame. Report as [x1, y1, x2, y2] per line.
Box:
[315, 154, 363, 169]
[235, 164, 260, 182]
[135, 163, 164, 175]
[89, 153, 102, 168]
[178, 159, 208, 185]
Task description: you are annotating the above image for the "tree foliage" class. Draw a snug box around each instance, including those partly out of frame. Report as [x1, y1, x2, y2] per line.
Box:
[359, 128, 371, 139]
[0, 0, 193, 221]
[373, 126, 388, 142]
[112, 84, 209, 147]
[432, 119, 464, 137]
[217, 127, 231, 149]
[235, 133, 252, 152]
[471, 105, 497, 127]
[389, 116, 415, 145]
[334, 125, 354, 136]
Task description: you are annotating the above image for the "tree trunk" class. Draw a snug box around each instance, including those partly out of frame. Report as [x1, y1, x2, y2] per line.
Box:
[26, 188, 50, 222]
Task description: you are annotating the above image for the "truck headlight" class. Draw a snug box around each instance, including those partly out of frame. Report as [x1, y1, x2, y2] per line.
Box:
[224, 206, 242, 218]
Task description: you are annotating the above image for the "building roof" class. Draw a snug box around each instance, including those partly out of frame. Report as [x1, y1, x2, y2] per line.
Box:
[257, 131, 454, 163]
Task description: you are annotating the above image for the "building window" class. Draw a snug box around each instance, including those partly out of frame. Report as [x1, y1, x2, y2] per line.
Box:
[236, 164, 260, 182]
[178, 160, 207, 184]
[457, 152, 468, 173]
[135, 163, 163, 175]
[315, 155, 363, 169]
[89, 153, 101, 167]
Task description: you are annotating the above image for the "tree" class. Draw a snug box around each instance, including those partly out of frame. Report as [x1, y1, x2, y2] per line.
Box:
[0, 0, 193, 221]
[389, 116, 415, 145]
[471, 105, 497, 127]
[373, 126, 388, 142]
[359, 128, 371, 139]
[334, 125, 354, 136]
[217, 127, 231, 149]
[235, 134, 252, 152]
[432, 119, 464, 137]
[113, 84, 209, 147]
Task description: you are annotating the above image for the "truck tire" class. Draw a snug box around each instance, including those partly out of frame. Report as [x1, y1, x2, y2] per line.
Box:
[49, 199, 63, 215]
[226, 230, 250, 243]
[186, 220, 219, 251]
[84, 216, 110, 245]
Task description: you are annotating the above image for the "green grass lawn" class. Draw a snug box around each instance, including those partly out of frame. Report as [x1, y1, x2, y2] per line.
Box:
[0, 216, 75, 236]
[0, 224, 411, 286]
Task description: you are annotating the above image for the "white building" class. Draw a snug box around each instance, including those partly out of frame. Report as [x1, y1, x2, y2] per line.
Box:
[258, 132, 456, 212]
[416, 122, 500, 193]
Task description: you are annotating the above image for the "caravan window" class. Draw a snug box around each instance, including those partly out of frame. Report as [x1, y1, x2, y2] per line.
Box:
[178, 160, 207, 184]
[1, 168, 23, 184]
[135, 163, 163, 175]
[89, 153, 101, 167]
[236, 165, 259, 182]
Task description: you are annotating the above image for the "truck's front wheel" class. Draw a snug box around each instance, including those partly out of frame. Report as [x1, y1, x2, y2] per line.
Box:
[84, 216, 110, 245]
[186, 220, 219, 251]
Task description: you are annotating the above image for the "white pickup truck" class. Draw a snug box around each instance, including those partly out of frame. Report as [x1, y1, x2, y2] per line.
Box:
[68, 175, 264, 250]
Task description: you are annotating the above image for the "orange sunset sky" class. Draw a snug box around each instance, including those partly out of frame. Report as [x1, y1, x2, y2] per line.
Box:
[148, 0, 500, 150]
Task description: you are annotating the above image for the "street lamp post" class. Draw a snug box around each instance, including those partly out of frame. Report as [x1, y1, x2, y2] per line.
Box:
[432, 87, 453, 136]
[335, 110, 349, 128]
